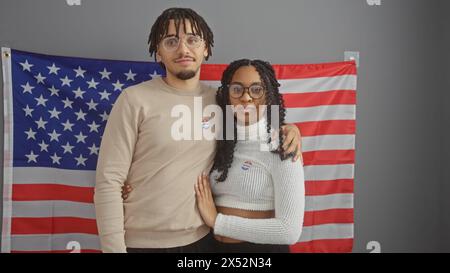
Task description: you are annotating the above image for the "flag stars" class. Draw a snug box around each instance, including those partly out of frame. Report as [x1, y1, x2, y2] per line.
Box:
[74, 132, 88, 143]
[20, 60, 34, 72]
[112, 79, 124, 91]
[75, 109, 87, 121]
[62, 142, 75, 154]
[87, 121, 100, 133]
[23, 105, 34, 117]
[48, 107, 62, 119]
[98, 90, 111, 101]
[149, 71, 161, 79]
[47, 63, 61, 75]
[86, 99, 98, 111]
[62, 119, 75, 131]
[35, 95, 48, 107]
[34, 73, 46, 84]
[21, 82, 35, 94]
[125, 69, 137, 81]
[73, 87, 86, 99]
[62, 97, 74, 109]
[99, 111, 109, 122]
[60, 76, 73, 87]
[99, 68, 112, 80]
[88, 143, 100, 155]
[35, 117, 48, 130]
[87, 78, 99, 89]
[48, 130, 62, 142]
[74, 66, 86, 78]
[75, 154, 88, 166]
[38, 140, 49, 152]
[25, 151, 39, 163]
[25, 128, 37, 140]
[50, 153, 62, 165]
[48, 85, 60, 97]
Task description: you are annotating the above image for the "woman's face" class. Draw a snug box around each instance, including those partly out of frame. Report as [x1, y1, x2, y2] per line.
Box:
[228, 65, 267, 125]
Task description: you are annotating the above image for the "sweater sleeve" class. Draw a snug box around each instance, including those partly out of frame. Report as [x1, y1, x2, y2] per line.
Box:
[93, 90, 140, 253]
[213, 156, 305, 245]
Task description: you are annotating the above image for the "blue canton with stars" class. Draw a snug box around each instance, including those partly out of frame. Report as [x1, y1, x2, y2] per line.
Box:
[11, 49, 165, 170]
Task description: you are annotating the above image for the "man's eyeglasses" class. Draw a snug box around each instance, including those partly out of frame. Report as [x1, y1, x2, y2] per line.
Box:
[227, 83, 265, 99]
[161, 34, 204, 52]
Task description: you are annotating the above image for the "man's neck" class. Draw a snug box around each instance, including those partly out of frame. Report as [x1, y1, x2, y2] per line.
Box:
[163, 72, 201, 92]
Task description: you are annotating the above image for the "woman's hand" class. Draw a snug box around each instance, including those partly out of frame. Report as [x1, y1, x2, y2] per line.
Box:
[121, 182, 132, 200]
[280, 124, 303, 163]
[194, 172, 218, 228]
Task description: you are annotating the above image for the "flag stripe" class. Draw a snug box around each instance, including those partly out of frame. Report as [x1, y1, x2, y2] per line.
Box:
[291, 238, 354, 253]
[303, 209, 354, 226]
[280, 76, 357, 94]
[12, 184, 94, 203]
[201, 75, 357, 94]
[303, 150, 355, 166]
[302, 135, 355, 152]
[12, 201, 95, 218]
[14, 165, 355, 187]
[10, 233, 100, 251]
[304, 164, 354, 181]
[283, 90, 356, 108]
[13, 167, 95, 187]
[11, 217, 98, 235]
[296, 120, 356, 137]
[305, 194, 353, 211]
[285, 105, 356, 123]
[200, 61, 357, 80]
[305, 179, 354, 196]
[298, 223, 353, 242]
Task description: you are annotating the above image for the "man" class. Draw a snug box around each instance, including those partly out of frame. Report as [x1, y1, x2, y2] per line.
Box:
[94, 7, 302, 253]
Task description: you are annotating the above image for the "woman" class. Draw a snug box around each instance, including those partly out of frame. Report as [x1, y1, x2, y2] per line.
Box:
[194, 59, 305, 253]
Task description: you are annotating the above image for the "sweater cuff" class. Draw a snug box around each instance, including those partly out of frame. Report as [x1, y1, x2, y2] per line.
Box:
[213, 213, 227, 236]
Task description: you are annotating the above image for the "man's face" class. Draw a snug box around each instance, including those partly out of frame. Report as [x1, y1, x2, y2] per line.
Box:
[156, 19, 208, 80]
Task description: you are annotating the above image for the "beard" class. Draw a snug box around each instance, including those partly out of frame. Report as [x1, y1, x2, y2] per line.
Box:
[175, 70, 197, 80]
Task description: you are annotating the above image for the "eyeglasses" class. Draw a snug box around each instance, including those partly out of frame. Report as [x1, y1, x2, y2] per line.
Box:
[161, 34, 204, 52]
[227, 83, 265, 99]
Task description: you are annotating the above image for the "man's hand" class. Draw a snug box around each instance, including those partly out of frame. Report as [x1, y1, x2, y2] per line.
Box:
[281, 124, 303, 163]
[194, 172, 218, 228]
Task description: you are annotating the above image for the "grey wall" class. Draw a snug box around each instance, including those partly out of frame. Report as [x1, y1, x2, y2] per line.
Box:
[441, 0, 450, 253]
[0, 0, 448, 252]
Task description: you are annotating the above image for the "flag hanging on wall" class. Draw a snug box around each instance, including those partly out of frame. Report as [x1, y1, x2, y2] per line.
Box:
[1, 48, 356, 253]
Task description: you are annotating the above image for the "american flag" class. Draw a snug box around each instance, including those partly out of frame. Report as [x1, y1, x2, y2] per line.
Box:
[1, 47, 356, 253]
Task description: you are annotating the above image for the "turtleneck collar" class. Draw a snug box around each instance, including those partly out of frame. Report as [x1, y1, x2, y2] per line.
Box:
[236, 117, 270, 141]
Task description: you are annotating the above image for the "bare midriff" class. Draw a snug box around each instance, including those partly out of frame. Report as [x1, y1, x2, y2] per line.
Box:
[214, 206, 275, 243]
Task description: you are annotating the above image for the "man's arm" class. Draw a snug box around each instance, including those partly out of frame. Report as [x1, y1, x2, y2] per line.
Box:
[281, 124, 303, 163]
[94, 90, 139, 253]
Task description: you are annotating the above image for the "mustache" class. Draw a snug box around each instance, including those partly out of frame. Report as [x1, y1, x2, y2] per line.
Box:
[174, 55, 195, 62]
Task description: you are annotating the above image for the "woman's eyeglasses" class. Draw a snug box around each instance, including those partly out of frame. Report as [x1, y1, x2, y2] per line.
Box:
[227, 83, 265, 99]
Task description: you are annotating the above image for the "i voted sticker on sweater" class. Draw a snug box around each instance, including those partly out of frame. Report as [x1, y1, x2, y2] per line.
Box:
[202, 116, 211, 129]
[241, 160, 253, 171]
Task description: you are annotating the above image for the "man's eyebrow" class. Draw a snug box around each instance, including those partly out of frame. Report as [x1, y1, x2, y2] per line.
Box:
[163, 32, 197, 38]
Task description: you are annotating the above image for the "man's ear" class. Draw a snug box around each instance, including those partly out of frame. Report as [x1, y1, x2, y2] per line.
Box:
[156, 53, 162, 62]
[203, 48, 208, 59]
